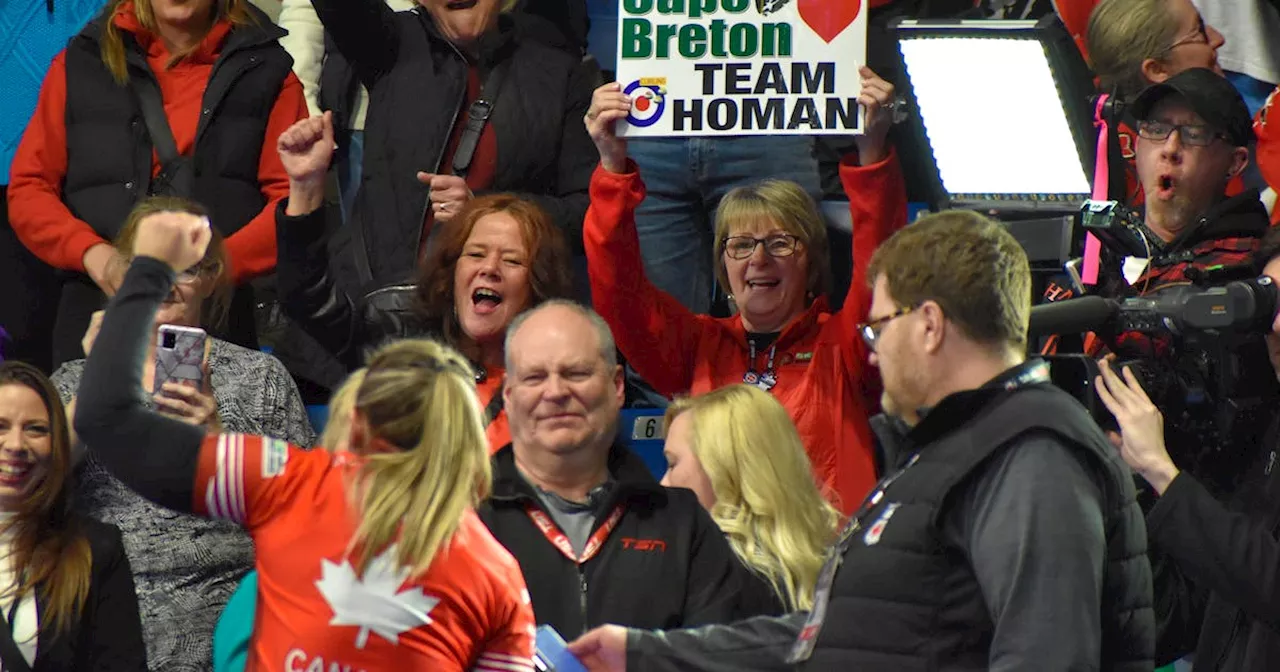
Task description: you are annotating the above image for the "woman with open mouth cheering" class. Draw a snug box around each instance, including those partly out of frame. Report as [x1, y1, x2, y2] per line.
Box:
[275, 112, 576, 451]
[581, 67, 909, 515]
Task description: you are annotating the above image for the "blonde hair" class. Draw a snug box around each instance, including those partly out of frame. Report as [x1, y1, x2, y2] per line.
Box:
[321, 369, 367, 451]
[346, 340, 492, 579]
[1087, 0, 1183, 100]
[713, 179, 832, 300]
[99, 0, 256, 85]
[664, 385, 838, 611]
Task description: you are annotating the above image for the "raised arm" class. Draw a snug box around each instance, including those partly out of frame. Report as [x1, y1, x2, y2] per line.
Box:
[834, 68, 909, 370]
[506, 57, 597, 253]
[277, 0, 328, 117]
[73, 217, 215, 513]
[309, 0, 400, 87]
[582, 83, 711, 396]
[275, 113, 368, 367]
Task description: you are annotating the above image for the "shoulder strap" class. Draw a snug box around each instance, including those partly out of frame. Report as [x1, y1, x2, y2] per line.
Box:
[451, 58, 512, 178]
[0, 601, 33, 672]
[128, 71, 181, 168]
[413, 59, 513, 271]
[482, 384, 505, 428]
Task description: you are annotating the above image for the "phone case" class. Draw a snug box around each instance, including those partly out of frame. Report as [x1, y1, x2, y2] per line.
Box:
[154, 325, 208, 392]
[535, 625, 587, 672]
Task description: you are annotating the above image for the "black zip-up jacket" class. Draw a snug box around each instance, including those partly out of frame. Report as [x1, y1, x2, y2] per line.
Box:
[308, 0, 598, 291]
[477, 443, 747, 638]
[1147, 417, 1280, 670]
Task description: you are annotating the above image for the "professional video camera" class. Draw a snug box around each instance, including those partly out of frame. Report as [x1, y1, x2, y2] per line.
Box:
[1031, 203, 1280, 497]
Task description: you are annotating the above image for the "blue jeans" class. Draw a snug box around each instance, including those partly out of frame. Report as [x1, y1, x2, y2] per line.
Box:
[337, 129, 364, 222]
[628, 136, 822, 314]
[623, 136, 821, 406]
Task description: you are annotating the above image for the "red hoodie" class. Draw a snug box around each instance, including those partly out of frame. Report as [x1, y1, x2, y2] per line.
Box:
[6, 1, 307, 281]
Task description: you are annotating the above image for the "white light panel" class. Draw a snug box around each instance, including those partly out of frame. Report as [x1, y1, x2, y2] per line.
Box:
[899, 37, 1092, 198]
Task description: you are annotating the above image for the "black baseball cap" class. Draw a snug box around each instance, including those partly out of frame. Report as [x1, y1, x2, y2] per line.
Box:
[1130, 67, 1256, 147]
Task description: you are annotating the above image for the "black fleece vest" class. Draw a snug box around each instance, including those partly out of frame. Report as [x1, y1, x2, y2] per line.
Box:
[802, 384, 1154, 671]
[61, 13, 291, 242]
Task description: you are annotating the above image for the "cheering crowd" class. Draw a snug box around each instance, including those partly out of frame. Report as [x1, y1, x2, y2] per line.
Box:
[2, 0, 1280, 669]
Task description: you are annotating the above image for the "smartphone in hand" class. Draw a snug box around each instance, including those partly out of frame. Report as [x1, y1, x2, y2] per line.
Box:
[535, 625, 587, 672]
[154, 325, 208, 393]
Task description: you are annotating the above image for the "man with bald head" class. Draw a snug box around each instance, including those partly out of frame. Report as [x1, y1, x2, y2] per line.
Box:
[477, 300, 747, 638]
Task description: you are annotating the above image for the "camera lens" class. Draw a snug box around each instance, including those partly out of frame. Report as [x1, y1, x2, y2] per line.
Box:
[162, 332, 177, 349]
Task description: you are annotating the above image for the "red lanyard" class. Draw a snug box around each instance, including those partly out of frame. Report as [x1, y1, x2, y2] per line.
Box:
[525, 502, 626, 564]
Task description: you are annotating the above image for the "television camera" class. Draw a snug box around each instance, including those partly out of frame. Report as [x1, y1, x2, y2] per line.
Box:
[1030, 200, 1280, 497]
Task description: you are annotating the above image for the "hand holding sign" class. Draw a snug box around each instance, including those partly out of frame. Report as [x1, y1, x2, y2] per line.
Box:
[586, 83, 634, 174]
[854, 67, 895, 166]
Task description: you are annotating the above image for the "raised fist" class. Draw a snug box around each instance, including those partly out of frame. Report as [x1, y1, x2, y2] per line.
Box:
[133, 211, 212, 273]
[278, 111, 335, 186]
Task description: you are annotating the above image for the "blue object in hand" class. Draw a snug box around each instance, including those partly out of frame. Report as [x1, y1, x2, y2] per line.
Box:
[535, 625, 588, 672]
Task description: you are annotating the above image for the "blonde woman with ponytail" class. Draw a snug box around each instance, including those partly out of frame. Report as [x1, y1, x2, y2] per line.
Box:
[661, 384, 839, 616]
[74, 207, 535, 671]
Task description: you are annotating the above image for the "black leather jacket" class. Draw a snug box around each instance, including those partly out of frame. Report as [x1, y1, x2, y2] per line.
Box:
[274, 202, 427, 369]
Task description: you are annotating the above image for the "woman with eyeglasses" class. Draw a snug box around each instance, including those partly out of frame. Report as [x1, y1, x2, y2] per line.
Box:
[581, 68, 907, 515]
[52, 196, 315, 671]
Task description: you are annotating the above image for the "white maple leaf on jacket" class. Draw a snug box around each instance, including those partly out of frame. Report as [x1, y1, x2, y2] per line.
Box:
[316, 545, 441, 649]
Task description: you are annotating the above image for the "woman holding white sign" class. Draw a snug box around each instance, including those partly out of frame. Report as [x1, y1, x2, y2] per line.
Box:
[582, 67, 906, 515]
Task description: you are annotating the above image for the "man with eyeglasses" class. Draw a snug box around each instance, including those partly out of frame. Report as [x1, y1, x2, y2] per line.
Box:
[1125, 67, 1266, 288]
[566, 210, 1155, 672]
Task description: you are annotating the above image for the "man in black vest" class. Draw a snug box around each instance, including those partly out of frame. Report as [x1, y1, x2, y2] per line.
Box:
[568, 210, 1156, 671]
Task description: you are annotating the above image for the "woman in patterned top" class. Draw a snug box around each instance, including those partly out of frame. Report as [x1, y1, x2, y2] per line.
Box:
[54, 196, 315, 671]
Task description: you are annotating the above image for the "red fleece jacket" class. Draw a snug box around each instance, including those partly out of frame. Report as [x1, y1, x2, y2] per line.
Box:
[6, 2, 306, 281]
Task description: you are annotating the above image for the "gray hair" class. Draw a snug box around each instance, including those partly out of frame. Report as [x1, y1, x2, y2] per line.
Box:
[503, 299, 618, 373]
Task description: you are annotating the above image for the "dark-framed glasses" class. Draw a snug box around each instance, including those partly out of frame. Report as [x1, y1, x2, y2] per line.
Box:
[1137, 120, 1225, 147]
[722, 234, 801, 260]
[857, 305, 915, 352]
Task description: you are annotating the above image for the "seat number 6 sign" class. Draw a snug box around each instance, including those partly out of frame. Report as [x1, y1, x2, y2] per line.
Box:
[632, 415, 663, 441]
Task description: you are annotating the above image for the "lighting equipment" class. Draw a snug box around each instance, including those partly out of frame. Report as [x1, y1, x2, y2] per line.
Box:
[892, 15, 1098, 213]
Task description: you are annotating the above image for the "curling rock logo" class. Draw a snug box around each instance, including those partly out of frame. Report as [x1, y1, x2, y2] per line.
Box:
[626, 79, 668, 128]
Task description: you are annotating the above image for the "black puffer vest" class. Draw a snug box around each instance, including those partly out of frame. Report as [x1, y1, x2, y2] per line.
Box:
[803, 381, 1154, 671]
[61, 5, 291, 242]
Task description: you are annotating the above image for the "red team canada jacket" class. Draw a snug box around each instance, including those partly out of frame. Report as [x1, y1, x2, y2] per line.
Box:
[195, 434, 535, 672]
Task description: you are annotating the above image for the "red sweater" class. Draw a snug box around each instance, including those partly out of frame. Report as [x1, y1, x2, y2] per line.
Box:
[6, 3, 307, 282]
[584, 152, 908, 516]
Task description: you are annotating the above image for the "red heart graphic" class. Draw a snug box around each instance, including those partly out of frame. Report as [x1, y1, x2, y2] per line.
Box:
[797, 0, 862, 44]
